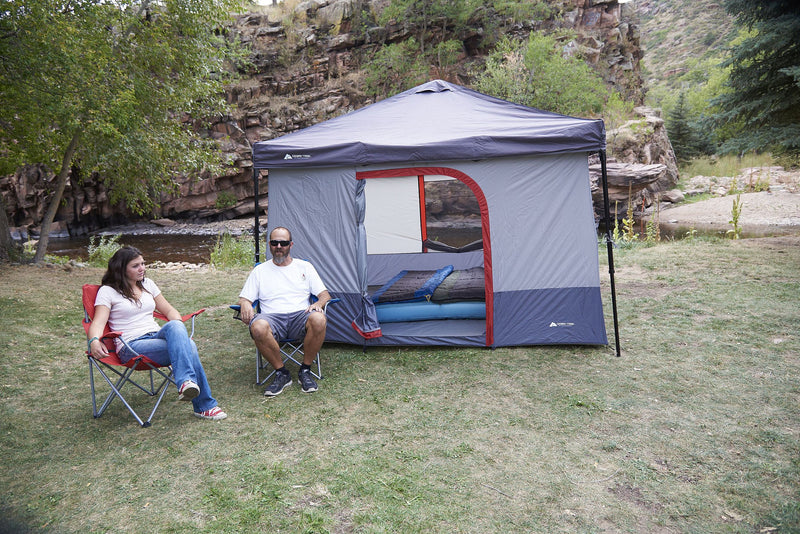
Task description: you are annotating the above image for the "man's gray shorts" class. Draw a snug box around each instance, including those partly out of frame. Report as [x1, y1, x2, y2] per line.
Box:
[250, 310, 310, 341]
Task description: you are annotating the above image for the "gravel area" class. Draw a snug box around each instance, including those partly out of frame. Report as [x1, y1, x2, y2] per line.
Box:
[98, 217, 259, 237]
[661, 190, 800, 228]
[655, 166, 800, 232]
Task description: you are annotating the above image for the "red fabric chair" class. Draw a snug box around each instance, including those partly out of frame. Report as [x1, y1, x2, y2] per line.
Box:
[81, 284, 205, 427]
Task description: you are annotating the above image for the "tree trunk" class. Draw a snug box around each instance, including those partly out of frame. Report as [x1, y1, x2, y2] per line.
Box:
[33, 133, 80, 263]
[0, 194, 15, 262]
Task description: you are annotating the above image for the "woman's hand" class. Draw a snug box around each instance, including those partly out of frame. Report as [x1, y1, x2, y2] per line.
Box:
[89, 338, 109, 358]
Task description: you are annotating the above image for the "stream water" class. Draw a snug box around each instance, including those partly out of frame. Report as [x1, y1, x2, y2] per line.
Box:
[47, 234, 219, 264]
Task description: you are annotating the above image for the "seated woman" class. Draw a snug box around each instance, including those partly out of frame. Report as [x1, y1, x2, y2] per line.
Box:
[86, 245, 227, 421]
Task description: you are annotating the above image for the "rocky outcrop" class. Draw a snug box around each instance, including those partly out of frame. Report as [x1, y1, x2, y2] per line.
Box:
[594, 106, 679, 218]
[2, 0, 651, 238]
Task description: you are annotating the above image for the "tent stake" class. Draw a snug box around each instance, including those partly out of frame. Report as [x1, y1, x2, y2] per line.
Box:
[599, 150, 621, 357]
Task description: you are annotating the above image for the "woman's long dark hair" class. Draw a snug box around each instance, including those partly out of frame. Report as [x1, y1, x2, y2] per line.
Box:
[101, 245, 147, 302]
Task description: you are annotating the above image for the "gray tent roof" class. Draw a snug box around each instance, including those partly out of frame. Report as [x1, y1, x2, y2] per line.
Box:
[252, 79, 606, 168]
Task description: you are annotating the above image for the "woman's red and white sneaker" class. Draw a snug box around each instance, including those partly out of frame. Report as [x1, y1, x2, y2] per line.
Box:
[178, 380, 200, 401]
[194, 406, 227, 420]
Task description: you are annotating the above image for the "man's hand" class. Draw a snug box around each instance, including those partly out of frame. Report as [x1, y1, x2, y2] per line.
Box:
[238, 298, 255, 324]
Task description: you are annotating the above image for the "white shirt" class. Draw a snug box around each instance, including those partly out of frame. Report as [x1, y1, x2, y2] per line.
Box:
[239, 259, 327, 314]
[95, 278, 162, 350]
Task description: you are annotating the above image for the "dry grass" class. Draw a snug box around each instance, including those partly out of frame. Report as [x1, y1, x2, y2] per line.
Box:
[1, 236, 799, 533]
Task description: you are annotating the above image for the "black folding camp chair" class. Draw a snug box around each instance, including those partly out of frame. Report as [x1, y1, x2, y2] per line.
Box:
[231, 296, 337, 385]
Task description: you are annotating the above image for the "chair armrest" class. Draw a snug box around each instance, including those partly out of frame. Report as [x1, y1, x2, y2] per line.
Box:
[321, 298, 340, 311]
[230, 298, 337, 320]
[230, 300, 259, 321]
[153, 309, 205, 338]
[153, 309, 205, 322]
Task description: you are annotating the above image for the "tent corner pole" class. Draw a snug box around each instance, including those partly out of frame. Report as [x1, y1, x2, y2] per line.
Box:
[599, 150, 621, 357]
[253, 167, 261, 264]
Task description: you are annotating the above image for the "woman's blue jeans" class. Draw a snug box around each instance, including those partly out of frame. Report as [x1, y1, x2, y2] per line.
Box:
[119, 320, 218, 413]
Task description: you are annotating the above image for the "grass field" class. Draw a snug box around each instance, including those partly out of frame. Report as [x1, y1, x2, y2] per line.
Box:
[1, 236, 798, 533]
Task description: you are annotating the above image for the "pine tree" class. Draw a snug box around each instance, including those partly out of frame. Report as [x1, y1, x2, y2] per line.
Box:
[667, 91, 698, 163]
[711, 0, 800, 159]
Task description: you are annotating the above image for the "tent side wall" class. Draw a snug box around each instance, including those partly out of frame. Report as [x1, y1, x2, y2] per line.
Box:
[267, 152, 606, 347]
[439, 155, 607, 346]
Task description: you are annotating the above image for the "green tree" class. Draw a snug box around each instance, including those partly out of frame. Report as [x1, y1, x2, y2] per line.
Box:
[710, 0, 800, 159]
[0, 0, 246, 262]
[379, 0, 482, 54]
[474, 32, 613, 117]
[667, 91, 698, 162]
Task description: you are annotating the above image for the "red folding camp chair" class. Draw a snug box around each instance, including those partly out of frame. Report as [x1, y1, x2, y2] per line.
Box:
[81, 284, 205, 427]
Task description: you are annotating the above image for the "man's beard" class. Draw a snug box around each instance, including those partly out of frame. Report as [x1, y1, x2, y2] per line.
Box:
[272, 251, 289, 265]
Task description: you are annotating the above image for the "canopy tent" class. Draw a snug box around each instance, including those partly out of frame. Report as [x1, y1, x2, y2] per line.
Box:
[249, 80, 620, 353]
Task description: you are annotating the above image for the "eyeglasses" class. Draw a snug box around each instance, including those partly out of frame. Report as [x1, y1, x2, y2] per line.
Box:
[269, 240, 291, 247]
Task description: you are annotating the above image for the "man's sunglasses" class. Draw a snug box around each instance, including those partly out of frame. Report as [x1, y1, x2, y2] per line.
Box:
[269, 240, 291, 247]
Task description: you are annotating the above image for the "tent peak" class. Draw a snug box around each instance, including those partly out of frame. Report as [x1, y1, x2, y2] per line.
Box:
[413, 79, 454, 94]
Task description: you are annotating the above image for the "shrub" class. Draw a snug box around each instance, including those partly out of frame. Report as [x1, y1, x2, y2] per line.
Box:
[215, 191, 238, 210]
[87, 234, 122, 267]
[210, 233, 256, 269]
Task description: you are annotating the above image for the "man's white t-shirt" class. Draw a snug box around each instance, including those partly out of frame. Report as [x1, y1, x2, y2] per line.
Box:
[95, 278, 162, 350]
[239, 259, 327, 314]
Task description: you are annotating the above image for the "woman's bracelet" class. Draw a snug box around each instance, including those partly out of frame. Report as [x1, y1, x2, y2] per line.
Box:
[88, 336, 99, 346]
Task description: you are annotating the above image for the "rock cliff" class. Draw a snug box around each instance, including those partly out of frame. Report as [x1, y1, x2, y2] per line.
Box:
[2, 0, 655, 239]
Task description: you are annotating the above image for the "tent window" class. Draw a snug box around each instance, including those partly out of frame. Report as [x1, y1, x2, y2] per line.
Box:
[364, 176, 422, 254]
[364, 174, 481, 254]
[424, 176, 481, 251]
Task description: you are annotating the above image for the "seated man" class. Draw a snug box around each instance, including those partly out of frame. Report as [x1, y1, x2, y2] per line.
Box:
[238, 226, 331, 396]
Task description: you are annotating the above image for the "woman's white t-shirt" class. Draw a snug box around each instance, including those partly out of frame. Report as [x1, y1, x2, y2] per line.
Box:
[95, 278, 162, 350]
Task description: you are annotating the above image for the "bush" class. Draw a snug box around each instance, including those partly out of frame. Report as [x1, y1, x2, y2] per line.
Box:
[215, 191, 238, 210]
[210, 233, 256, 269]
[474, 32, 614, 117]
[87, 234, 122, 268]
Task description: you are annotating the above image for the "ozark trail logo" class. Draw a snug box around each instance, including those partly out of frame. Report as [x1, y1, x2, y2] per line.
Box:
[549, 321, 575, 328]
[283, 153, 311, 160]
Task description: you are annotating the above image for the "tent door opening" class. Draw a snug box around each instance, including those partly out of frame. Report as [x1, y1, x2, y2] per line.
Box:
[359, 168, 492, 345]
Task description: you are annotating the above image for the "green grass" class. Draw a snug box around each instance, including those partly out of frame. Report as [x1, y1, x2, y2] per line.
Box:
[679, 152, 774, 182]
[1, 236, 799, 533]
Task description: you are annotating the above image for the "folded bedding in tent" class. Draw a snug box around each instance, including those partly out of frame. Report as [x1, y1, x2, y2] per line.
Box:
[370, 266, 486, 323]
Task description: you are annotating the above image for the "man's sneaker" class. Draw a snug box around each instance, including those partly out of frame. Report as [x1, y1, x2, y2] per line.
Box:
[298, 368, 318, 393]
[194, 406, 227, 420]
[264, 371, 292, 396]
[178, 380, 200, 401]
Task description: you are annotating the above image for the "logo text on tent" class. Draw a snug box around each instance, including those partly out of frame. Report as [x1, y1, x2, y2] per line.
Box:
[549, 321, 575, 327]
[283, 153, 311, 160]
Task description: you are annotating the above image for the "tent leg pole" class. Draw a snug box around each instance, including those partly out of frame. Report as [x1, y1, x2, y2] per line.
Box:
[600, 150, 621, 357]
[253, 168, 261, 264]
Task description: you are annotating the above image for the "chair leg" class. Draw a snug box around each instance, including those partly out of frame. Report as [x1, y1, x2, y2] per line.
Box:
[255, 341, 322, 384]
[89, 358, 174, 427]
